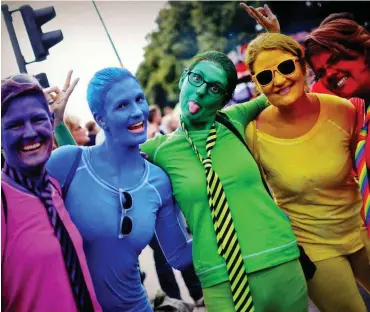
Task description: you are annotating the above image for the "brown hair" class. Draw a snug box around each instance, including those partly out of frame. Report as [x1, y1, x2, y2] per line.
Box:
[305, 16, 370, 68]
[85, 120, 97, 132]
[245, 33, 306, 76]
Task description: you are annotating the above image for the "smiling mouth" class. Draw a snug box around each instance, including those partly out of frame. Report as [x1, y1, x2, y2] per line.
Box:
[335, 77, 348, 89]
[189, 101, 201, 114]
[21, 142, 42, 152]
[128, 121, 144, 133]
[277, 86, 292, 95]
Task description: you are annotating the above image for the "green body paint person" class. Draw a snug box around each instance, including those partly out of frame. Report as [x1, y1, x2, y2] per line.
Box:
[141, 50, 308, 312]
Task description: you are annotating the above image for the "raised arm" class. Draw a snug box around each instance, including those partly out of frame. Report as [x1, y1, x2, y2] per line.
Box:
[240, 3, 280, 33]
[45, 70, 79, 147]
[154, 173, 193, 271]
[55, 122, 76, 146]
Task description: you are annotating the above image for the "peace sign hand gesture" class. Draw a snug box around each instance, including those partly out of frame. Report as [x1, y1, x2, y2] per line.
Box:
[240, 3, 280, 33]
[44, 70, 80, 126]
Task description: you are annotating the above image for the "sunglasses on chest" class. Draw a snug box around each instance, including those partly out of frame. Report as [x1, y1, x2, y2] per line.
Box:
[253, 57, 299, 86]
[118, 189, 133, 238]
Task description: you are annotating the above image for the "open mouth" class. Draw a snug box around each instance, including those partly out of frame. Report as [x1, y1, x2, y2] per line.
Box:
[21, 142, 42, 152]
[335, 76, 348, 89]
[128, 121, 145, 133]
[189, 101, 201, 114]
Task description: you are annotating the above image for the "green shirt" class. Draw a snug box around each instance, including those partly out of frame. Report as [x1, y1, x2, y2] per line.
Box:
[141, 96, 299, 288]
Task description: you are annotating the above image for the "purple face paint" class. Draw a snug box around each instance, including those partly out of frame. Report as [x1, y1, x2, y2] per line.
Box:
[1, 94, 54, 173]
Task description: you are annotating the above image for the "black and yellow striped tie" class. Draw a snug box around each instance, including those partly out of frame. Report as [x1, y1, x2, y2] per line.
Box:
[181, 122, 254, 312]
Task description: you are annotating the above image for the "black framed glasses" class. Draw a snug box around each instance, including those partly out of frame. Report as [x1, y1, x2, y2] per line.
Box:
[118, 189, 133, 238]
[185, 70, 227, 98]
[253, 57, 298, 86]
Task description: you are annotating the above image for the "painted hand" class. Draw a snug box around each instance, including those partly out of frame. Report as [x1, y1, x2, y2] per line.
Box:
[44, 70, 80, 126]
[240, 3, 280, 33]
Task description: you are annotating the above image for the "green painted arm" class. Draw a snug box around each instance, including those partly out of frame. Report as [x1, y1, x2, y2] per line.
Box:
[54, 122, 76, 146]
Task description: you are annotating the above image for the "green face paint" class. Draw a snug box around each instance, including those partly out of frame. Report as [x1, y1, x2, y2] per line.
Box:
[179, 61, 228, 130]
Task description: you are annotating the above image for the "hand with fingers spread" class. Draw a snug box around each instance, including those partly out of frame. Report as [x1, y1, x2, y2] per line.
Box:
[240, 3, 280, 33]
[44, 70, 80, 126]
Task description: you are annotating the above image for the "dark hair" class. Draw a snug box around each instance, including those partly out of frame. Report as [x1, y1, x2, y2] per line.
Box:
[1, 75, 46, 117]
[305, 14, 370, 68]
[186, 51, 237, 103]
[85, 120, 97, 132]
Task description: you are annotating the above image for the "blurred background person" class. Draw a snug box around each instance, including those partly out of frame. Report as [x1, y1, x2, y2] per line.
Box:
[160, 112, 180, 135]
[147, 104, 164, 138]
[85, 120, 100, 146]
[64, 114, 90, 146]
[163, 106, 174, 116]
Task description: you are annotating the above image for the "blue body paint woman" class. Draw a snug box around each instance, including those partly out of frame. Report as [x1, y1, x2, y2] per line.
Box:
[46, 68, 192, 311]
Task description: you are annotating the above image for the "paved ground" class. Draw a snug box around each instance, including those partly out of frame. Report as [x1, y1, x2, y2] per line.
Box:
[139, 246, 319, 312]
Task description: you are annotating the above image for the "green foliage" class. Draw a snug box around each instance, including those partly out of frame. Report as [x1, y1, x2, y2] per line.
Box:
[136, 1, 264, 108]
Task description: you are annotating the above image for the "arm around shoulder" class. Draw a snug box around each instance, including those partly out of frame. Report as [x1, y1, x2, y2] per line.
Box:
[140, 135, 166, 163]
[223, 95, 269, 127]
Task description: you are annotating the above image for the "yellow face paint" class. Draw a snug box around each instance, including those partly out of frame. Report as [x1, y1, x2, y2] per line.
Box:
[252, 49, 306, 108]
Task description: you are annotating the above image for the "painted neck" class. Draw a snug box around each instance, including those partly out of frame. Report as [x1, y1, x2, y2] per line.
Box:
[273, 93, 314, 120]
[100, 134, 145, 170]
[181, 115, 216, 132]
[4, 162, 46, 185]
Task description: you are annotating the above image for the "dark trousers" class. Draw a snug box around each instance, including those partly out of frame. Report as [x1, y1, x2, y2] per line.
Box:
[149, 235, 203, 301]
[359, 283, 370, 311]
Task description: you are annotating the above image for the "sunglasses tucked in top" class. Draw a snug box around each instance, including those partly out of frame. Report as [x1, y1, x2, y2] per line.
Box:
[253, 57, 299, 86]
[119, 189, 133, 238]
[185, 70, 228, 98]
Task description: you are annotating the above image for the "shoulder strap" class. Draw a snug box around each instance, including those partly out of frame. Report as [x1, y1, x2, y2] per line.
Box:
[1, 185, 7, 224]
[216, 112, 272, 198]
[62, 148, 83, 198]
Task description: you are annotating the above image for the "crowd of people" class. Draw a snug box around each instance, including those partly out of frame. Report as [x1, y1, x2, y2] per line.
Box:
[2, 3, 370, 312]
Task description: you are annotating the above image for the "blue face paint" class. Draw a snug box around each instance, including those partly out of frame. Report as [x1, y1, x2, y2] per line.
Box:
[103, 78, 149, 147]
[1, 94, 54, 172]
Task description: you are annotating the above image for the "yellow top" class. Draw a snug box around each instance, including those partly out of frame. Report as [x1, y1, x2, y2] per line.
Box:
[245, 93, 363, 262]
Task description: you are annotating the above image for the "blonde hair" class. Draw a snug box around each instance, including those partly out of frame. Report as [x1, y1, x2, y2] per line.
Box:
[246, 33, 306, 76]
[64, 115, 81, 132]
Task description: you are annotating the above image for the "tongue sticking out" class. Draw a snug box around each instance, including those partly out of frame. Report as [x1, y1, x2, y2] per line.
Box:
[189, 101, 200, 114]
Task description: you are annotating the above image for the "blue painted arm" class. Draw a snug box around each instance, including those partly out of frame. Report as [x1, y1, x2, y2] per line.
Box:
[154, 172, 193, 271]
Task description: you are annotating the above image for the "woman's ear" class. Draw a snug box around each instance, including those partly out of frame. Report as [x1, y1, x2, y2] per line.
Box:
[178, 71, 187, 90]
[93, 112, 107, 130]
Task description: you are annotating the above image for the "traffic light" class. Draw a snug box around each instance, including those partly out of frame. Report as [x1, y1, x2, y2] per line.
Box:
[34, 73, 50, 88]
[19, 5, 63, 62]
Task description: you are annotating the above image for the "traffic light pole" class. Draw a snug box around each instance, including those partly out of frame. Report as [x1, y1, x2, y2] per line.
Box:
[1, 4, 27, 73]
